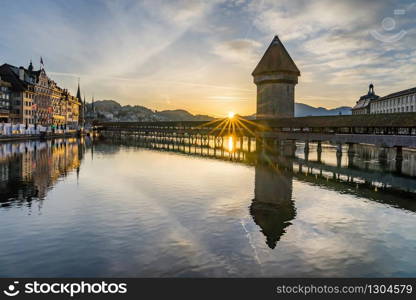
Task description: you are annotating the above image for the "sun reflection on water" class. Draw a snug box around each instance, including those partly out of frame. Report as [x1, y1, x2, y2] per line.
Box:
[227, 135, 234, 152]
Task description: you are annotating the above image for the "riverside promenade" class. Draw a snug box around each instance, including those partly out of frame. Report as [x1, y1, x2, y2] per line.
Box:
[0, 123, 82, 142]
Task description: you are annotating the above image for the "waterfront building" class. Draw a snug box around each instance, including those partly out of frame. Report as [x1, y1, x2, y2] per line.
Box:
[0, 76, 12, 122]
[0, 63, 36, 124]
[1, 59, 82, 127]
[351, 84, 379, 115]
[62, 89, 81, 129]
[252, 35, 300, 119]
[370, 87, 416, 114]
[51, 81, 66, 127]
[33, 65, 53, 126]
[352, 84, 416, 115]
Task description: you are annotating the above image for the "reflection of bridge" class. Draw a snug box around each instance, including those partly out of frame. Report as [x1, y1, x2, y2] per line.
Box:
[94, 136, 416, 249]
[97, 134, 416, 204]
[294, 157, 416, 193]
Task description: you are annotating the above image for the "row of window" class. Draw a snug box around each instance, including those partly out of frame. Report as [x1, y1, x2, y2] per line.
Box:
[0, 92, 10, 100]
[371, 106, 415, 114]
[24, 109, 34, 116]
[0, 101, 9, 109]
[371, 94, 416, 111]
[25, 92, 34, 99]
[353, 109, 367, 115]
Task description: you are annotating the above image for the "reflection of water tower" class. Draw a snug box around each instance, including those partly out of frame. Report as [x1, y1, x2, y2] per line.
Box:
[250, 161, 296, 249]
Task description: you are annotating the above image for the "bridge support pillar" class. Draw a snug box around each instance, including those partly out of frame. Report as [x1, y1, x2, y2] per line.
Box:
[395, 146, 403, 173]
[395, 146, 403, 161]
[279, 140, 296, 157]
[336, 144, 343, 168]
[347, 143, 355, 167]
[378, 147, 388, 164]
[304, 141, 309, 161]
[317, 141, 322, 162]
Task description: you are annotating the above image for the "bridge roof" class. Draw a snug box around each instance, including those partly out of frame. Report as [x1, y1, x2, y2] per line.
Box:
[261, 113, 416, 128]
[96, 113, 416, 129]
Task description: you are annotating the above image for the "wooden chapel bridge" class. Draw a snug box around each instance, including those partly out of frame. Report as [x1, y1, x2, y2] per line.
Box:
[94, 112, 416, 163]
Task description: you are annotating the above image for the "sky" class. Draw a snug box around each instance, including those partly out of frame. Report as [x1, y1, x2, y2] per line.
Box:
[1, 0, 416, 117]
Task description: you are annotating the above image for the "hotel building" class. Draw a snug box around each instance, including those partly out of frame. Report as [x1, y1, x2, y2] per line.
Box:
[352, 84, 416, 115]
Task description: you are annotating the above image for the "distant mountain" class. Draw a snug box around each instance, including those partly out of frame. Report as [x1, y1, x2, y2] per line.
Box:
[92, 100, 121, 112]
[155, 109, 214, 121]
[88, 100, 214, 122]
[295, 103, 352, 117]
[87, 100, 352, 122]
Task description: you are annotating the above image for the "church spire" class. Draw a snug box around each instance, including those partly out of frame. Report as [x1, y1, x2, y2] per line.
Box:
[76, 78, 82, 102]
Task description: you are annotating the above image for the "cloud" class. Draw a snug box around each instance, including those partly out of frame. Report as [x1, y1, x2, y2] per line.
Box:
[250, 0, 385, 41]
[212, 38, 262, 64]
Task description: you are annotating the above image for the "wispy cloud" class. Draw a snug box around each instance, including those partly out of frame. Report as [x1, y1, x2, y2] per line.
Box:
[212, 39, 262, 64]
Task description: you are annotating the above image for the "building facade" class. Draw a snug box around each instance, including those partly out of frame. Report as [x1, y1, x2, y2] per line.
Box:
[352, 84, 379, 115]
[370, 87, 416, 114]
[51, 81, 66, 127]
[252, 35, 300, 119]
[353, 85, 416, 115]
[62, 89, 81, 129]
[0, 76, 11, 122]
[0, 61, 82, 127]
[0, 64, 36, 124]
[33, 68, 53, 126]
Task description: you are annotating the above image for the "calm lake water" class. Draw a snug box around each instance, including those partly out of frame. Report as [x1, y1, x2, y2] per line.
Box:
[1, 137, 416, 277]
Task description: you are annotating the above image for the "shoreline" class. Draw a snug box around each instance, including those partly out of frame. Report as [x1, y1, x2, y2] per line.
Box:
[0, 132, 82, 143]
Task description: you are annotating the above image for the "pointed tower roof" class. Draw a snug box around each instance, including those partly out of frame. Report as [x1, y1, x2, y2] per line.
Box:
[252, 35, 300, 76]
[76, 79, 82, 102]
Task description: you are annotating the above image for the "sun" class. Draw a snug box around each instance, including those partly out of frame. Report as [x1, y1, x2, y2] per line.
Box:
[228, 111, 235, 119]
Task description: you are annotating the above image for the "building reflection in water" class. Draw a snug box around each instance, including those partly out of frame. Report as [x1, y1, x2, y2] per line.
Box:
[250, 145, 296, 249]
[0, 138, 85, 209]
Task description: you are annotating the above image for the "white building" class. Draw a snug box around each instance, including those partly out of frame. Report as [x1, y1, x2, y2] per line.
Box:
[351, 84, 379, 115]
[352, 85, 416, 115]
[370, 87, 416, 114]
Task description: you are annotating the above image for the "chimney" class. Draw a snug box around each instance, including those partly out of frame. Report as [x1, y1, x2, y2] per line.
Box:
[19, 67, 25, 81]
